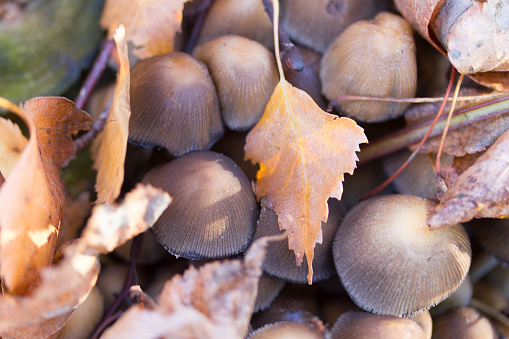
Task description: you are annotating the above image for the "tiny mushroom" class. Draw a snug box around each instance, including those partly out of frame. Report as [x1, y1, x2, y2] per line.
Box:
[333, 194, 471, 316]
[248, 321, 326, 339]
[141, 151, 258, 259]
[431, 306, 497, 339]
[321, 12, 417, 122]
[253, 198, 344, 284]
[129, 52, 223, 157]
[193, 35, 279, 131]
[331, 310, 427, 339]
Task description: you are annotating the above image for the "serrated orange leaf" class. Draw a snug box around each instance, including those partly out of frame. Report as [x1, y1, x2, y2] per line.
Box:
[245, 79, 367, 284]
[100, 0, 190, 59]
[92, 25, 131, 203]
[0, 97, 92, 294]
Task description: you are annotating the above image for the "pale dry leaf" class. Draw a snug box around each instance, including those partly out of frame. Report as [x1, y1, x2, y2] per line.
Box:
[0, 97, 92, 295]
[92, 25, 131, 203]
[0, 170, 4, 186]
[245, 79, 367, 283]
[101, 235, 281, 339]
[100, 0, 189, 59]
[395, 0, 509, 90]
[0, 184, 171, 338]
[428, 128, 509, 228]
[0, 117, 28, 178]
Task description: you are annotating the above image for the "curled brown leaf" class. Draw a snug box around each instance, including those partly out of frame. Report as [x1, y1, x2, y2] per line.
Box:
[0, 97, 92, 294]
[428, 128, 509, 228]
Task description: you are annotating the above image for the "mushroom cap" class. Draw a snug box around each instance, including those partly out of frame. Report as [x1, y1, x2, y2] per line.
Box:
[409, 310, 433, 339]
[141, 151, 258, 259]
[320, 12, 417, 122]
[193, 35, 279, 131]
[253, 198, 345, 284]
[432, 306, 497, 339]
[196, 0, 273, 50]
[129, 52, 223, 157]
[431, 275, 473, 316]
[331, 310, 427, 339]
[333, 194, 471, 316]
[472, 218, 509, 264]
[253, 273, 286, 313]
[280, 0, 390, 53]
[248, 322, 325, 339]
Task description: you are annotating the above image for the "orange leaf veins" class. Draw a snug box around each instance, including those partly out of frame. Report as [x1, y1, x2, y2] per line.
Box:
[245, 79, 367, 284]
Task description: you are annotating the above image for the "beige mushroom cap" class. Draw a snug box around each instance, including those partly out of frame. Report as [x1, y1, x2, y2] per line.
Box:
[333, 194, 471, 316]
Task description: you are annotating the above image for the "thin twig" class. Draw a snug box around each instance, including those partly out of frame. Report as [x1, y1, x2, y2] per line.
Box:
[90, 311, 123, 339]
[436, 74, 464, 179]
[74, 100, 111, 152]
[357, 93, 509, 165]
[326, 92, 504, 112]
[263, 0, 304, 72]
[75, 40, 115, 110]
[360, 69, 456, 200]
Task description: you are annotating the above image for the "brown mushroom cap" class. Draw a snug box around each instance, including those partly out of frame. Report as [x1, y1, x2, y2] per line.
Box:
[193, 35, 279, 131]
[196, 0, 273, 50]
[253, 273, 286, 313]
[320, 12, 417, 122]
[432, 306, 497, 339]
[409, 310, 433, 339]
[141, 151, 258, 259]
[129, 52, 223, 157]
[331, 310, 427, 339]
[333, 194, 471, 316]
[280, 0, 390, 53]
[253, 198, 345, 284]
[248, 322, 325, 339]
[431, 275, 473, 316]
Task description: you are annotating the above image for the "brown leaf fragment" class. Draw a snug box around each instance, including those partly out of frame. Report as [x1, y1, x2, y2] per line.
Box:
[92, 25, 131, 203]
[101, 234, 284, 339]
[245, 79, 367, 284]
[0, 97, 92, 295]
[440, 153, 484, 189]
[0, 171, 4, 186]
[0, 184, 170, 339]
[428, 128, 509, 228]
[100, 0, 189, 59]
[0, 116, 28, 178]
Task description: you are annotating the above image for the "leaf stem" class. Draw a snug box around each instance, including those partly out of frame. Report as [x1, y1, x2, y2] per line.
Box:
[272, 0, 284, 81]
[358, 93, 509, 166]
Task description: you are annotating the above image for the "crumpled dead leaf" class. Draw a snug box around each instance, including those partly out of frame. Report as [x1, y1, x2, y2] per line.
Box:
[0, 117, 28, 178]
[428, 128, 509, 228]
[92, 25, 131, 203]
[100, 0, 190, 59]
[245, 79, 367, 284]
[101, 234, 283, 339]
[0, 184, 171, 339]
[0, 97, 92, 295]
[395, 0, 509, 90]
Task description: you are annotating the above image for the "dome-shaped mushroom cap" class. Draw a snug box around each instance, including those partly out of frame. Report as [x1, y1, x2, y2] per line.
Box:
[193, 35, 279, 131]
[432, 306, 497, 339]
[331, 310, 426, 339]
[248, 321, 325, 339]
[196, 0, 273, 50]
[129, 52, 223, 157]
[253, 198, 344, 284]
[333, 195, 471, 316]
[280, 0, 390, 53]
[142, 151, 258, 259]
[320, 12, 417, 122]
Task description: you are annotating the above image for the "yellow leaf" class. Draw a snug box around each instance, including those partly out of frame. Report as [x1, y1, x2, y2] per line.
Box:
[100, 0, 190, 59]
[245, 79, 367, 284]
[92, 25, 130, 203]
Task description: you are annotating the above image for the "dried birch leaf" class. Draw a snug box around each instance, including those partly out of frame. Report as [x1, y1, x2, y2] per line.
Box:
[0, 117, 27, 178]
[101, 235, 279, 339]
[92, 25, 131, 203]
[395, 0, 509, 90]
[100, 0, 189, 59]
[428, 128, 509, 228]
[0, 184, 171, 338]
[0, 97, 92, 294]
[245, 80, 367, 283]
